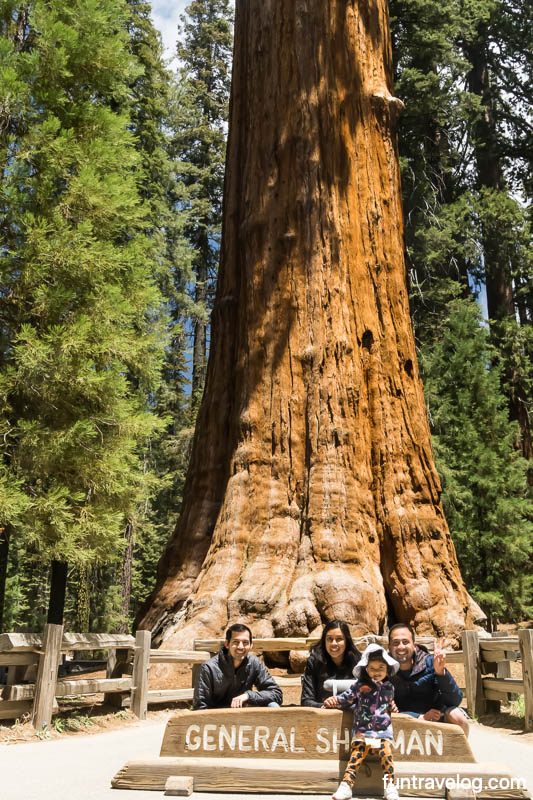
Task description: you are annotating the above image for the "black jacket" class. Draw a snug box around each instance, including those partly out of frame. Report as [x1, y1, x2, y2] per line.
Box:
[301, 648, 361, 708]
[193, 647, 282, 709]
[389, 645, 462, 714]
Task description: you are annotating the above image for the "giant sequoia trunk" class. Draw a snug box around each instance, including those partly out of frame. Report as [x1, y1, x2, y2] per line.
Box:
[138, 0, 481, 647]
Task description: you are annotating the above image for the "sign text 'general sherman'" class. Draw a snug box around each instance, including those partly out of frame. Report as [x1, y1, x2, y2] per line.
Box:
[159, 708, 476, 764]
[182, 723, 443, 757]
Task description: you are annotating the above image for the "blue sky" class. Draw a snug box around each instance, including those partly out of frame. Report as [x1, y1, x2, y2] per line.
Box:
[151, 0, 190, 59]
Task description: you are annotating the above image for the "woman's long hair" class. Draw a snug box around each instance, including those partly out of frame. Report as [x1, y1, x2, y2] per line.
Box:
[314, 619, 360, 674]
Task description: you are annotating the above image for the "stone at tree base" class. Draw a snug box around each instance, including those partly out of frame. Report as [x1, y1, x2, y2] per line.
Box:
[136, 0, 484, 654]
[164, 776, 193, 796]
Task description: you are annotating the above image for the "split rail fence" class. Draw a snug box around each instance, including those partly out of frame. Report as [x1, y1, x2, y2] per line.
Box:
[0, 626, 213, 730]
[1, 626, 531, 731]
[461, 629, 533, 731]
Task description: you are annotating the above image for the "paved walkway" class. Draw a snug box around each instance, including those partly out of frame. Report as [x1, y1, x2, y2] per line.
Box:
[1, 719, 532, 800]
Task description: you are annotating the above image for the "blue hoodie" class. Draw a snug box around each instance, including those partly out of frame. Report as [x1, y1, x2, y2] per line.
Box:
[389, 644, 462, 714]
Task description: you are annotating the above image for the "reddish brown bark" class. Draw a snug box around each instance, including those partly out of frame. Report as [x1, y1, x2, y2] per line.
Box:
[138, 0, 481, 649]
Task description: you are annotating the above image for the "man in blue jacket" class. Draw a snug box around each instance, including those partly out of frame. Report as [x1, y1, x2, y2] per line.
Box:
[388, 623, 469, 736]
[193, 623, 282, 710]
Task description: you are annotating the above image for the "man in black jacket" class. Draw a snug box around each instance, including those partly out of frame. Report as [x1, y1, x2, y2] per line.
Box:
[388, 623, 468, 736]
[193, 623, 282, 710]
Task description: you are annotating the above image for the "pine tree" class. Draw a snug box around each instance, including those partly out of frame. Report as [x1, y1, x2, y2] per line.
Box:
[175, 0, 233, 412]
[0, 0, 165, 626]
[118, 0, 202, 627]
[461, 0, 533, 464]
[420, 296, 533, 627]
[95, 0, 197, 633]
[391, 0, 533, 473]
[0, 477, 29, 630]
[390, 0, 533, 614]
[389, 0, 480, 328]
[130, 1, 235, 625]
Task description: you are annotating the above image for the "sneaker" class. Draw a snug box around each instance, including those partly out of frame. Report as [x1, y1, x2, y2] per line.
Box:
[332, 782, 353, 800]
[384, 781, 399, 800]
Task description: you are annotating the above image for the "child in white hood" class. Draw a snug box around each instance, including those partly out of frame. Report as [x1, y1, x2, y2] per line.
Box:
[324, 643, 400, 800]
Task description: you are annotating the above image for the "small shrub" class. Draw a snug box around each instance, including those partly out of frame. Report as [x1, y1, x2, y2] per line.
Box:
[114, 709, 132, 720]
[66, 713, 95, 731]
[52, 717, 66, 733]
[509, 695, 525, 718]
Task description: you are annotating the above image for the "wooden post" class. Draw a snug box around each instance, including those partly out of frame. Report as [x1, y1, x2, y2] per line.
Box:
[32, 623, 63, 730]
[131, 629, 151, 720]
[191, 664, 201, 701]
[106, 647, 118, 677]
[462, 630, 484, 717]
[518, 629, 533, 732]
[105, 647, 131, 708]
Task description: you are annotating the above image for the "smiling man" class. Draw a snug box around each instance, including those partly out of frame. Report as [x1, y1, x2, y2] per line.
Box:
[193, 623, 282, 709]
[388, 623, 469, 736]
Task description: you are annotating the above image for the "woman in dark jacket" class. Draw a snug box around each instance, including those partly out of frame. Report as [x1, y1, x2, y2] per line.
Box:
[301, 619, 361, 707]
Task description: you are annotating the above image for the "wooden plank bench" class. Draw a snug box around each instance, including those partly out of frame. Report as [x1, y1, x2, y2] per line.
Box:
[111, 707, 528, 797]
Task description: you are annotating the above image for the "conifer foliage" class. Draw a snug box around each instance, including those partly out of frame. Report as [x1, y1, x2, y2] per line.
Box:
[0, 0, 165, 625]
[1, 0, 531, 634]
[421, 297, 533, 626]
[174, 0, 233, 411]
[390, 0, 533, 622]
[390, 0, 533, 460]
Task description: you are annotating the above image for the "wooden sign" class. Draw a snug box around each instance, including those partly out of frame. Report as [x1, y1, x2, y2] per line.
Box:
[160, 708, 475, 763]
[113, 708, 528, 797]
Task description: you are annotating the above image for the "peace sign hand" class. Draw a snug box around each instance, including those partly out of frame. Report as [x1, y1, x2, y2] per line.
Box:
[433, 638, 446, 675]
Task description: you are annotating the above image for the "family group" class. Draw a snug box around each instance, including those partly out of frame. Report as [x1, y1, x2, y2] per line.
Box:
[192, 620, 468, 800]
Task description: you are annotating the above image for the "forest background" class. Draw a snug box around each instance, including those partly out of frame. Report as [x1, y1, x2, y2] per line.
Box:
[1, 0, 532, 637]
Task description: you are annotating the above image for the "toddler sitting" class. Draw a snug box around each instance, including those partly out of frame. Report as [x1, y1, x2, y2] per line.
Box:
[323, 643, 400, 800]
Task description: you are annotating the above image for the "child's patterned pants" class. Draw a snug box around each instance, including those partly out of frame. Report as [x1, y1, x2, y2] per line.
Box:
[342, 739, 394, 787]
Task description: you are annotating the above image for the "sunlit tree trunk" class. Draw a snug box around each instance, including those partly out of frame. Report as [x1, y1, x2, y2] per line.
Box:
[118, 522, 134, 634]
[0, 527, 9, 632]
[138, 0, 481, 648]
[75, 565, 90, 633]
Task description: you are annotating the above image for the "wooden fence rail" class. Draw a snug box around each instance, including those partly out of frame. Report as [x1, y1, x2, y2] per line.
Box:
[129, 629, 211, 720]
[461, 629, 533, 731]
[0, 626, 136, 728]
[0, 628, 468, 728]
[3, 626, 532, 730]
